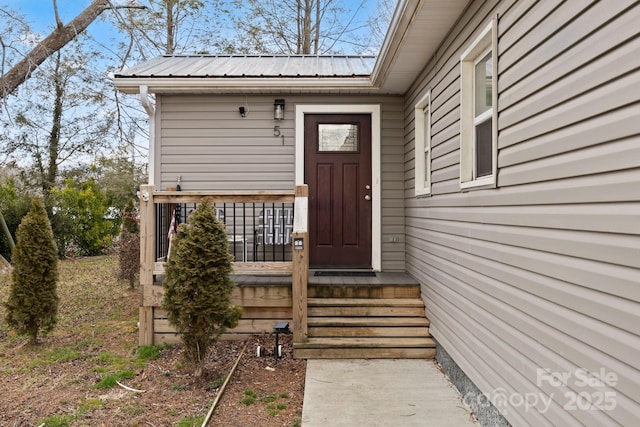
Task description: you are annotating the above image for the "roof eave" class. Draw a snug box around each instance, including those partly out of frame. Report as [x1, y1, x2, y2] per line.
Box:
[371, 0, 417, 87]
[371, 0, 470, 94]
[113, 76, 378, 94]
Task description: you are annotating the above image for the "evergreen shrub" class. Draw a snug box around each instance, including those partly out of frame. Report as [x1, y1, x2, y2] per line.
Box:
[4, 197, 59, 343]
[162, 200, 242, 376]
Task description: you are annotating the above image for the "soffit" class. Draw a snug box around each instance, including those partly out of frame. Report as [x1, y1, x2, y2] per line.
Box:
[373, 0, 470, 94]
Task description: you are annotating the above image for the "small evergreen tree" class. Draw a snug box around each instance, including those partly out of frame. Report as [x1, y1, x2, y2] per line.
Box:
[162, 200, 242, 377]
[4, 197, 59, 344]
[117, 199, 140, 289]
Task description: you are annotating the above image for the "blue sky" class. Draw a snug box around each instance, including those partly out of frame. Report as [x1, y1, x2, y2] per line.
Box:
[2, 0, 389, 55]
[3, 0, 96, 32]
[2, 0, 120, 58]
[0, 0, 391, 168]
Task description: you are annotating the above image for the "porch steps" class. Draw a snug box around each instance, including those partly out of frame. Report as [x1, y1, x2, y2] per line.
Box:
[295, 287, 435, 359]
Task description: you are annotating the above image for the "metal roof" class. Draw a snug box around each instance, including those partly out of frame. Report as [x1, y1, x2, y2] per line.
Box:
[112, 1, 470, 95]
[115, 55, 376, 79]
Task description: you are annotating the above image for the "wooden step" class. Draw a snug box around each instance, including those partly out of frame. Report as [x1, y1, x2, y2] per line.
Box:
[294, 347, 436, 359]
[308, 305, 426, 317]
[297, 337, 435, 348]
[294, 337, 436, 359]
[301, 283, 432, 359]
[308, 284, 421, 299]
[308, 298, 424, 307]
[308, 316, 429, 327]
[308, 326, 430, 338]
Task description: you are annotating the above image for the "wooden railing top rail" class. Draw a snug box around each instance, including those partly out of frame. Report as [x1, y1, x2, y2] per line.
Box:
[152, 190, 295, 204]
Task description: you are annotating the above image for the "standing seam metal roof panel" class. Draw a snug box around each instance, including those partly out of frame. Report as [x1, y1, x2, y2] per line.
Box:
[115, 55, 376, 78]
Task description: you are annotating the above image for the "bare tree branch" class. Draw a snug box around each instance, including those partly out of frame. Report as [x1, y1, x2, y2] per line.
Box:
[52, 0, 64, 29]
[0, 0, 144, 99]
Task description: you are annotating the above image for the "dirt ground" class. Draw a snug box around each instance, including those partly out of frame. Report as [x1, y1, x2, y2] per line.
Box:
[0, 257, 306, 426]
[0, 335, 305, 426]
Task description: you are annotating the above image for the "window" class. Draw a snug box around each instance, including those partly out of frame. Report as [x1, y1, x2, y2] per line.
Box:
[414, 91, 431, 196]
[460, 20, 497, 189]
[318, 124, 359, 152]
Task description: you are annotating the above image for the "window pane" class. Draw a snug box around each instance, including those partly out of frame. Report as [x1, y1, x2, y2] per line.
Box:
[424, 150, 430, 188]
[318, 124, 358, 152]
[475, 117, 492, 177]
[423, 108, 430, 187]
[423, 108, 430, 154]
[474, 51, 492, 117]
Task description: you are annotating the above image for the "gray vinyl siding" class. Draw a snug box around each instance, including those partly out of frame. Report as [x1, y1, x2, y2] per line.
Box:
[156, 94, 406, 271]
[157, 95, 294, 191]
[404, 0, 640, 426]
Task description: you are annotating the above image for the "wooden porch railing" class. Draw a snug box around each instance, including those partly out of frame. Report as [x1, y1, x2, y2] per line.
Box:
[137, 184, 308, 345]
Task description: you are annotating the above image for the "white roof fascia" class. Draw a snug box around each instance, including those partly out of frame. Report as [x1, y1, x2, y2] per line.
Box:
[114, 77, 376, 94]
[370, 0, 416, 87]
[371, 0, 470, 94]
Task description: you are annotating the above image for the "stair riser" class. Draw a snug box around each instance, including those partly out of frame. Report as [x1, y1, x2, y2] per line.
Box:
[298, 337, 434, 348]
[308, 298, 424, 308]
[309, 326, 430, 338]
[309, 307, 426, 317]
[308, 285, 421, 299]
[295, 348, 436, 359]
[308, 317, 429, 327]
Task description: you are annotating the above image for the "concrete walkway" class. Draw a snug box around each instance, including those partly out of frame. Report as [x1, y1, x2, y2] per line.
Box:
[302, 359, 479, 427]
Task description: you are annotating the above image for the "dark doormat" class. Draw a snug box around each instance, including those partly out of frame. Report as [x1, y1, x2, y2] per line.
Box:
[314, 271, 376, 277]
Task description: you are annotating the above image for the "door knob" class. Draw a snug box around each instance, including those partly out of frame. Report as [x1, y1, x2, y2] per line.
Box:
[364, 195, 371, 201]
[365, 185, 371, 190]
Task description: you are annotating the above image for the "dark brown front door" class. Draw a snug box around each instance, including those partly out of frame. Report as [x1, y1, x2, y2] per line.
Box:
[305, 114, 372, 268]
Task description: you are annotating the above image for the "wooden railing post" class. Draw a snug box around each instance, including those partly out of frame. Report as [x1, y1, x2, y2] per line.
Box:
[292, 185, 309, 344]
[138, 184, 155, 345]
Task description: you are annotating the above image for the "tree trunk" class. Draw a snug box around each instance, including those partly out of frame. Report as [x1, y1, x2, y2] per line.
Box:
[0, 211, 14, 252]
[296, 0, 302, 54]
[301, 0, 313, 54]
[166, 0, 175, 55]
[314, 0, 320, 54]
[0, 0, 110, 98]
[44, 52, 64, 200]
[0, 253, 11, 272]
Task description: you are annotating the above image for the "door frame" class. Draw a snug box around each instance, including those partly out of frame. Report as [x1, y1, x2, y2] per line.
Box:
[295, 104, 381, 271]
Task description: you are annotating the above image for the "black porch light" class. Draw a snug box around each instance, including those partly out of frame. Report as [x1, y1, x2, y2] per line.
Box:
[274, 99, 285, 120]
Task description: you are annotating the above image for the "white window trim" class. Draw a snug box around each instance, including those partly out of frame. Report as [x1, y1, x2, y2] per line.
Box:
[414, 90, 431, 197]
[460, 19, 498, 190]
[295, 104, 381, 271]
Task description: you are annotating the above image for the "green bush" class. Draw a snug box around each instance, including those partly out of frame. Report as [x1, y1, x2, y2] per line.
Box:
[4, 197, 59, 343]
[0, 177, 31, 262]
[162, 200, 242, 377]
[52, 178, 119, 256]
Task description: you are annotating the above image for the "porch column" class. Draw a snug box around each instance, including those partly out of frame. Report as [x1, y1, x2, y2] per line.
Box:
[292, 184, 309, 344]
[138, 184, 155, 345]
